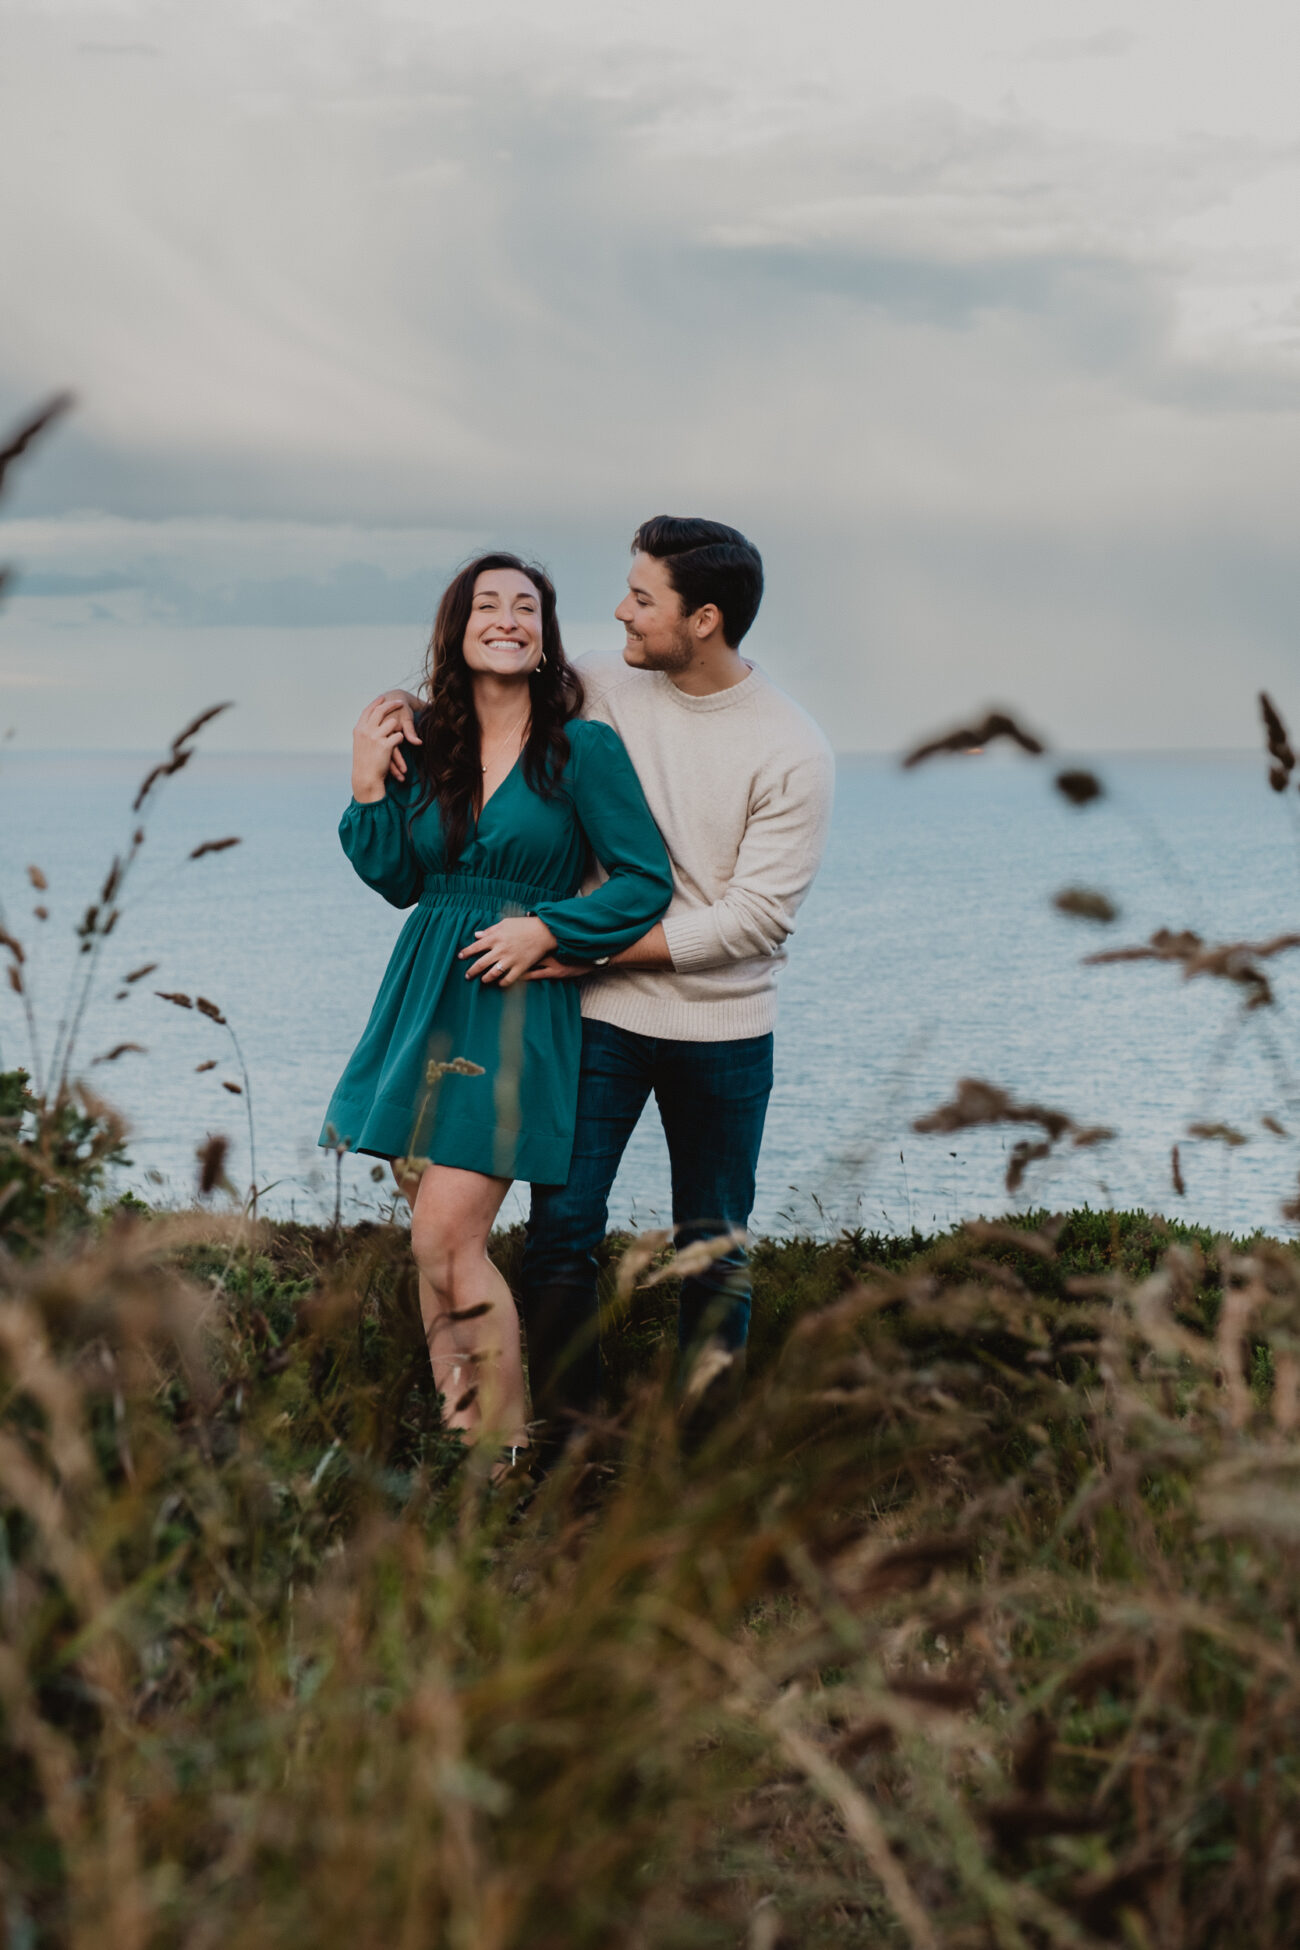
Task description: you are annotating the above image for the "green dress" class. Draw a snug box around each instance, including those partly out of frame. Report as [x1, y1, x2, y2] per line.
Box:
[320, 718, 672, 1184]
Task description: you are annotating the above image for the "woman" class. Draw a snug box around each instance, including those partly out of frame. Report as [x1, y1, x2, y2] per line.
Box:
[321, 553, 672, 1465]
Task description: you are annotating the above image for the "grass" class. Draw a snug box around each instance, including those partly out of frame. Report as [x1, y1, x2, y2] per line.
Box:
[7, 399, 1300, 1945]
[5, 1162, 1300, 1948]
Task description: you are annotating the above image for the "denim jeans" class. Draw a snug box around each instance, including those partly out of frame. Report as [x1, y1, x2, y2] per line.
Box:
[520, 1018, 774, 1421]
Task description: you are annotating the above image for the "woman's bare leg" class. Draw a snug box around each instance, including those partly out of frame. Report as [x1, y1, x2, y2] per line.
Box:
[417, 1264, 483, 1439]
[395, 1164, 526, 1450]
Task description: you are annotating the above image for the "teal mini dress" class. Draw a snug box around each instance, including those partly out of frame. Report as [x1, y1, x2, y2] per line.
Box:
[320, 718, 672, 1185]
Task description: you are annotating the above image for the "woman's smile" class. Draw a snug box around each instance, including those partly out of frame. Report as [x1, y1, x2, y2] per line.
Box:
[463, 569, 544, 674]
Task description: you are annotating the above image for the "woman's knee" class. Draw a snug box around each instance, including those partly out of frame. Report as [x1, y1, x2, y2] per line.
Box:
[413, 1208, 492, 1293]
[409, 1204, 453, 1282]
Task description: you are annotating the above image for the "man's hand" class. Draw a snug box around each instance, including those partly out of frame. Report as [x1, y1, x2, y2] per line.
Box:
[458, 916, 558, 988]
[364, 690, 422, 780]
[525, 956, 592, 982]
[352, 696, 412, 803]
[605, 923, 673, 969]
[525, 923, 675, 979]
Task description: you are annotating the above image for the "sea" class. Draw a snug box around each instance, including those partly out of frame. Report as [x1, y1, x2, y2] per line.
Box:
[3, 746, 1300, 1240]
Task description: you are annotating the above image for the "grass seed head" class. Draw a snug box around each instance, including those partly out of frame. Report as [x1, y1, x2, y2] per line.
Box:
[1260, 691, 1295, 779]
[903, 708, 1046, 768]
[196, 1132, 229, 1195]
[1054, 767, 1104, 806]
[1053, 886, 1118, 924]
[914, 1077, 1074, 1143]
[91, 1043, 146, 1065]
[0, 392, 73, 496]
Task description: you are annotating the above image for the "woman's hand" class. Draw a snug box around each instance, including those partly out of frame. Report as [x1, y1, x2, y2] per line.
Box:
[352, 697, 412, 802]
[459, 916, 559, 987]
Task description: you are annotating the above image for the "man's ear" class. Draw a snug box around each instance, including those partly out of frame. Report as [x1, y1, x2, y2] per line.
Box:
[692, 602, 723, 641]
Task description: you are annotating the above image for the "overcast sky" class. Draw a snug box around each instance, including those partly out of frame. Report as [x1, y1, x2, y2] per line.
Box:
[3, 0, 1300, 752]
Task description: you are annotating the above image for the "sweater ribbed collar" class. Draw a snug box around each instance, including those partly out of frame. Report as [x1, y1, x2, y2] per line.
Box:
[653, 660, 763, 713]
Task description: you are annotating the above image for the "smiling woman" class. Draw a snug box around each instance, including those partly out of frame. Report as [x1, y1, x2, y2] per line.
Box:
[320, 553, 673, 1465]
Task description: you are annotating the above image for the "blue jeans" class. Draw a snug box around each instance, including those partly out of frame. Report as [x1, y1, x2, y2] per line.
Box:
[521, 1018, 774, 1421]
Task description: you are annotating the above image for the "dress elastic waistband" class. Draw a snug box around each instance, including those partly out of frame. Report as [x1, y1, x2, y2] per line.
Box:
[418, 872, 560, 915]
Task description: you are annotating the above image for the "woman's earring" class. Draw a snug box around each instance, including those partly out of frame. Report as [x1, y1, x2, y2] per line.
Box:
[534, 651, 547, 672]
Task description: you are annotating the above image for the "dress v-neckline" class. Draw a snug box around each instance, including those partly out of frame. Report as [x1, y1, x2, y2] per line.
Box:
[477, 747, 524, 820]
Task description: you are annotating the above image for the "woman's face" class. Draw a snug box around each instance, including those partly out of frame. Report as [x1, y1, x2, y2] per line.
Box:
[462, 568, 544, 681]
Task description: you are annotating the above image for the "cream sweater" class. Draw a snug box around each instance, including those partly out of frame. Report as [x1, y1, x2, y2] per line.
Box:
[576, 652, 835, 1041]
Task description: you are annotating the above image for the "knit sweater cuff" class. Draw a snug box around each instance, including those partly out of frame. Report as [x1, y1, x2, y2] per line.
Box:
[662, 907, 726, 972]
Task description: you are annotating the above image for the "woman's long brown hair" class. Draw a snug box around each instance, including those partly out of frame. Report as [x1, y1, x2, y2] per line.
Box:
[409, 553, 584, 868]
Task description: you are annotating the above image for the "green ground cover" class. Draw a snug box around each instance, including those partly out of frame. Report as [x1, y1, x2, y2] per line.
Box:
[4, 1098, 1300, 1948]
[8, 391, 1300, 1947]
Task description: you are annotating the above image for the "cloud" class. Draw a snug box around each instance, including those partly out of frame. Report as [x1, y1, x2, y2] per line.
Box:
[0, 514, 491, 629]
[19, 562, 444, 628]
[4, 0, 1300, 750]
[2, 73, 1278, 528]
[15, 571, 139, 598]
[1025, 29, 1137, 62]
[75, 42, 162, 57]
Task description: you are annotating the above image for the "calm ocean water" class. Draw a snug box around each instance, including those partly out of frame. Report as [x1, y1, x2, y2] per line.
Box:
[3, 747, 1299, 1238]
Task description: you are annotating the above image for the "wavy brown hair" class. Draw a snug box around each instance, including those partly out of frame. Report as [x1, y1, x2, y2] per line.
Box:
[410, 553, 584, 868]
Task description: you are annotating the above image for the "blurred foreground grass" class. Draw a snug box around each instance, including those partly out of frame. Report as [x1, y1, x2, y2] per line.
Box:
[9, 398, 1300, 1945]
[5, 1101, 1300, 1950]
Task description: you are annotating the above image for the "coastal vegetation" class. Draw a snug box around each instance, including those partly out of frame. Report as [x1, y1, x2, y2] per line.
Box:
[4, 1127, 1300, 1947]
[7, 400, 1300, 1947]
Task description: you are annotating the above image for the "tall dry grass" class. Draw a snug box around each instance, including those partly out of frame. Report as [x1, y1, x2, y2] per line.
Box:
[4, 1205, 1300, 1947]
[6, 405, 1300, 1946]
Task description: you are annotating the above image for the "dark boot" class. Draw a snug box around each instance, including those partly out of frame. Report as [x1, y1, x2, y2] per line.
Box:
[677, 1338, 748, 1455]
[520, 1281, 602, 1457]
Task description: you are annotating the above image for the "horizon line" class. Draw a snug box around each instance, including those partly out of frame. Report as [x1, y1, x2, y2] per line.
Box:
[0, 743, 1275, 763]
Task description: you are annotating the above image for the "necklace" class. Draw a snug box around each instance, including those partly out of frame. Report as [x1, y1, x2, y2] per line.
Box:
[480, 708, 531, 772]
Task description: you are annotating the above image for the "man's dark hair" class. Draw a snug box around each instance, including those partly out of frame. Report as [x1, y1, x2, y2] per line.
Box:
[632, 515, 764, 648]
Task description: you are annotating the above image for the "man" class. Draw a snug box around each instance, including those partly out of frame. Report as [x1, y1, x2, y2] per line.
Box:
[383, 516, 834, 1434]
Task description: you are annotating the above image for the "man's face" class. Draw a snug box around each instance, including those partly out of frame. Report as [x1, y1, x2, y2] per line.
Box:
[614, 552, 695, 672]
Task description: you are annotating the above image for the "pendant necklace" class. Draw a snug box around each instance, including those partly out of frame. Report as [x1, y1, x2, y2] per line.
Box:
[481, 709, 531, 772]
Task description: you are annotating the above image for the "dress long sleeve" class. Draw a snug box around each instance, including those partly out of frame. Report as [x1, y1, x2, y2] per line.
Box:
[338, 765, 424, 909]
[532, 721, 672, 960]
